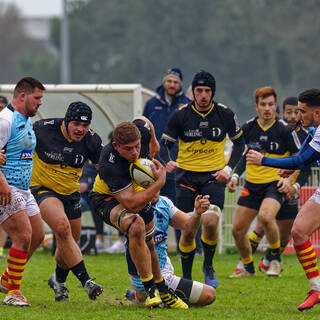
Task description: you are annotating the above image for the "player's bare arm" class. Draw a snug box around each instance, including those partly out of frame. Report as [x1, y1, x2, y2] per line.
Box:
[114, 159, 166, 212]
[0, 171, 11, 205]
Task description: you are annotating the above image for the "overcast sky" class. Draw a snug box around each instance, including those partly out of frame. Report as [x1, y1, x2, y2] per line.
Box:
[1, 0, 62, 17]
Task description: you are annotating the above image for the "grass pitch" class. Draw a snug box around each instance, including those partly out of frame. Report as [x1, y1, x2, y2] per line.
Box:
[1, 250, 319, 320]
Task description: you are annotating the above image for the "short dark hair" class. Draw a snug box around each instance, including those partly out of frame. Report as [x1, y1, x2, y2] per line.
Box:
[298, 89, 320, 108]
[13, 77, 45, 97]
[113, 122, 141, 145]
[282, 96, 298, 111]
[0, 95, 8, 104]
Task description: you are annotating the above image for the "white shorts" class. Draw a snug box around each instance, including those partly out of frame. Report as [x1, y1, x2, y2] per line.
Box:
[309, 188, 320, 205]
[0, 186, 40, 224]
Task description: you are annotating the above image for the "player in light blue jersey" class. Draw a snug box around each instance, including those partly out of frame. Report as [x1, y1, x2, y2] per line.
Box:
[0, 77, 45, 306]
[126, 193, 216, 306]
[247, 88, 320, 311]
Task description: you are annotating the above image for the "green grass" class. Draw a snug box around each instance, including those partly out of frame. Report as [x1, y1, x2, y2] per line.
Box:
[1, 250, 320, 320]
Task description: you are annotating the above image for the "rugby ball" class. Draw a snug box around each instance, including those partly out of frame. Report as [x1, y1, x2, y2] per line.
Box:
[130, 158, 156, 188]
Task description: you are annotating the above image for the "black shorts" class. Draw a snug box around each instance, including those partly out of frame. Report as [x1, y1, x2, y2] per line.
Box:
[276, 196, 298, 220]
[30, 185, 81, 220]
[175, 168, 226, 212]
[237, 180, 285, 210]
[89, 191, 154, 228]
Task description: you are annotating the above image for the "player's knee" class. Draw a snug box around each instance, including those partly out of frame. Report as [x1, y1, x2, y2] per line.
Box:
[127, 216, 145, 239]
[54, 220, 72, 240]
[232, 223, 246, 238]
[291, 224, 306, 243]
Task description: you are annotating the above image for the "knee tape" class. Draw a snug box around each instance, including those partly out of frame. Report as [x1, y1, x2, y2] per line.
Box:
[145, 226, 155, 242]
[202, 204, 221, 217]
[114, 208, 139, 231]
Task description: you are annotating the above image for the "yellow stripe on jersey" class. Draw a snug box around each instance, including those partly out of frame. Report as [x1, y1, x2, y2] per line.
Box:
[177, 137, 226, 172]
[92, 174, 144, 195]
[31, 151, 82, 195]
[246, 151, 291, 184]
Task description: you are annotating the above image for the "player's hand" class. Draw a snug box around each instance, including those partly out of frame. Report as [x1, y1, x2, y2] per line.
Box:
[278, 169, 294, 178]
[212, 169, 229, 183]
[149, 138, 160, 158]
[194, 195, 210, 215]
[246, 150, 263, 165]
[277, 178, 296, 200]
[228, 177, 238, 192]
[0, 180, 11, 205]
[166, 160, 179, 173]
[151, 159, 166, 186]
[0, 150, 6, 168]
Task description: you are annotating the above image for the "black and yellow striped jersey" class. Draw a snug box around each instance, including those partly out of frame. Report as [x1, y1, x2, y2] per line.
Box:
[30, 118, 103, 195]
[161, 102, 243, 172]
[243, 117, 301, 184]
[93, 119, 150, 196]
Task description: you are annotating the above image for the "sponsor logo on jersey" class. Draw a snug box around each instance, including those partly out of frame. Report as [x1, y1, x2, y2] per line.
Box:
[184, 129, 202, 137]
[212, 127, 222, 137]
[20, 149, 33, 161]
[186, 146, 216, 155]
[154, 231, 166, 245]
[108, 153, 115, 163]
[44, 120, 54, 125]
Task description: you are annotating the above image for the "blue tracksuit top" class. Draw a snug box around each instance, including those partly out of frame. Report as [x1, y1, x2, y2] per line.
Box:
[143, 85, 190, 179]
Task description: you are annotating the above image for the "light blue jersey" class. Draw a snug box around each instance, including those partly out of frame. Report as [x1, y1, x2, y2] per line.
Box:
[0, 105, 36, 190]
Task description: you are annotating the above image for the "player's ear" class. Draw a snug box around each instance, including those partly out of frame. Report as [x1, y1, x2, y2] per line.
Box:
[112, 141, 118, 150]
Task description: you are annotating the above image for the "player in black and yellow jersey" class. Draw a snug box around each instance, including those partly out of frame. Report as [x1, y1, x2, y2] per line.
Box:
[30, 102, 104, 302]
[89, 117, 188, 309]
[229, 96, 310, 275]
[230, 87, 301, 278]
[159, 70, 245, 288]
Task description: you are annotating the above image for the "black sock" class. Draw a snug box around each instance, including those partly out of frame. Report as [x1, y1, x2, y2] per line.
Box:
[244, 261, 255, 274]
[266, 247, 281, 262]
[248, 231, 263, 254]
[202, 240, 217, 267]
[155, 277, 168, 294]
[70, 260, 90, 287]
[56, 265, 70, 283]
[141, 275, 155, 292]
[179, 243, 196, 280]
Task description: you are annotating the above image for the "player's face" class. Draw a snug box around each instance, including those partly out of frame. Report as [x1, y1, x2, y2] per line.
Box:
[163, 76, 181, 97]
[24, 87, 43, 117]
[194, 86, 212, 109]
[298, 102, 319, 127]
[67, 121, 90, 142]
[283, 104, 299, 127]
[255, 95, 277, 122]
[114, 139, 141, 163]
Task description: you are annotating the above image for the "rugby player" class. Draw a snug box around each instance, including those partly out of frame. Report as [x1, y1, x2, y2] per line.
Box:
[126, 192, 216, 306]
[159, 70, 245, 288]
[247, 88, 320, 310]
[230, 87, 301, 278]
[0, 77, 45, 306]
[89, 117, 188, 309]
[30, 102, 104, 302]
[229, 96, 310, 274]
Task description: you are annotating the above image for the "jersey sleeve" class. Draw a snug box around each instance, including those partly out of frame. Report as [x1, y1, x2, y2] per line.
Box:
[99, 165, 132, 194]
[310, 126, 320, 152]
[284, 125, 301, 154]
[225, 108, 243, 141]
[87, 130, 103, 164]
[133, 118, 151, 158]
[164, 196, 179, 218]
[161, 110, 180, 143]
[0, 118, 11, 149]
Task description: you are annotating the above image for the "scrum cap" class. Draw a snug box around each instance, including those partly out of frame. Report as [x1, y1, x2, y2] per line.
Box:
[192, 70, 216, 98]
[64, 101, 92, 129]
